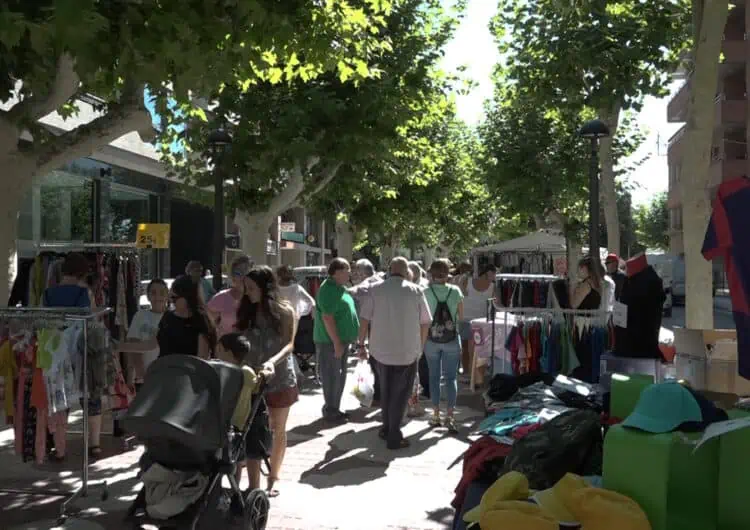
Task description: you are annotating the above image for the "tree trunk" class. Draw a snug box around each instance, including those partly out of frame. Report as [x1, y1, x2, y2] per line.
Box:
[423, 248, 436, 270]
[0, 162, 32, 304]
[334, 218, 354, 262]
[566, 237, 581, 286]
[235, 212, 274, 266]
[599, 104, 622, 256]
[381, 237, 400, 266]
[682, 0, 728, 329]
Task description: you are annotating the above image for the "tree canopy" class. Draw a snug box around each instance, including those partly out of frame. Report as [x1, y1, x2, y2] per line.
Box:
[162, 0, 463, 257]
[490, 0, 690, 253]
[634, 192, 669, 251]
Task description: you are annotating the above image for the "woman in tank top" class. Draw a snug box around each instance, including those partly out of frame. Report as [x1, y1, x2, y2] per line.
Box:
[457, 264, 498, 382]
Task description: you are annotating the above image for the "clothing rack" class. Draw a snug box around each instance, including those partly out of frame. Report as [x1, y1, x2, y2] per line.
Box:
[496, 274, 559, 280]
[0, 306, 112, 522]
[483, 299, 608, 382]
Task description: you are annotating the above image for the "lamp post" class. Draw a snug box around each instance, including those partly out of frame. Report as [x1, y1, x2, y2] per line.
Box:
[208, 128, 233, 293]
[578, 119, 610, 259]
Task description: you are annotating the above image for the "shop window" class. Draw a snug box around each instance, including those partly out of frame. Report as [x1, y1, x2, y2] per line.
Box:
[17, 188, 33, 241]
[40, 171, 94, 241]
[102, 184, 150, 243]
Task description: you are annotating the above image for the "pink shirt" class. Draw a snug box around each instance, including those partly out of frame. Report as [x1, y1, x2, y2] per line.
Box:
[208, 289, 239, 336]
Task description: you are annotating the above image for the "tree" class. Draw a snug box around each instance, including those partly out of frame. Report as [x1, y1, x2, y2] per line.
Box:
[0, 0, 392, 301]
[346, 119, 502, 260]
[164, 0, 460, 261]
[634, 192, 669, 251]
[480, 83, 646, 277]
[681, 0, 729, 328]
[493, 0, 690, 255]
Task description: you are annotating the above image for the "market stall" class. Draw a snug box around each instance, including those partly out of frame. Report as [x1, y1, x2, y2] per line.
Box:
[449, 211, 750, 529]
[472, 230, 569, 277]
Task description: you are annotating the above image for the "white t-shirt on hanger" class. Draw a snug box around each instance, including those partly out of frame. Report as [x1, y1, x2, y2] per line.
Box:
[126, 310, 163, 369]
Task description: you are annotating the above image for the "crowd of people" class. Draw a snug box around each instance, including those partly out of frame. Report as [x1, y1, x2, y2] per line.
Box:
[36, 249, 630, 481]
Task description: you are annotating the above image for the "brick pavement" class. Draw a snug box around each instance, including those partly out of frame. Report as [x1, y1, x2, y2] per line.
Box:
[0, 369, 485, 530]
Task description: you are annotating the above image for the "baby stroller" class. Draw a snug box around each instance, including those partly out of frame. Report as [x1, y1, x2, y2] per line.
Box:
[122, 355, 270, 530]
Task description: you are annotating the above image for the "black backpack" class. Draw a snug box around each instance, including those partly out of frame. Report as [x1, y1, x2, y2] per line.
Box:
[428, 287, 457, 344]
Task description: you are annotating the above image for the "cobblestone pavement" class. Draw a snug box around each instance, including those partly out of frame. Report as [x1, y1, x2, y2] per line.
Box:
[0, 366, 485, 530]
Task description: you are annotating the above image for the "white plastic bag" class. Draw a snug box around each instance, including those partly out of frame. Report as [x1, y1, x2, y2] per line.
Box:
[351, 360, 375, 407]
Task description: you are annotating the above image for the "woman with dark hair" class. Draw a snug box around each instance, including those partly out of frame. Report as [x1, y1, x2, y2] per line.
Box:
[117, 275, 217, 359]
[235, 266, 297, 498]
[571, 256, 603, 310]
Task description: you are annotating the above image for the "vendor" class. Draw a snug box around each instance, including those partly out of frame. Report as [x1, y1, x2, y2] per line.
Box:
[605, 253, 625, 301]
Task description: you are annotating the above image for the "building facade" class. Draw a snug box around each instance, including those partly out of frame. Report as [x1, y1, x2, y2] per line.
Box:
[667, 4, 748, 257]
[16, 134, 336, 282]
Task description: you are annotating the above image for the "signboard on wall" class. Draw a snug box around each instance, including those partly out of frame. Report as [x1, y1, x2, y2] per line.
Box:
[136, 223, 170, 249]
[280, 222, 296, 233]
[281, 232, 305, 244]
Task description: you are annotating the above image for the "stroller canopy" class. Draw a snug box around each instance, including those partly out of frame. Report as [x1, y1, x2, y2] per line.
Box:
[123, 356, 244, 453]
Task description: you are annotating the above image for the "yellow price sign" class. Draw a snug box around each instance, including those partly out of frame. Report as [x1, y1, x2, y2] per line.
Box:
[136, 223, 170, 249]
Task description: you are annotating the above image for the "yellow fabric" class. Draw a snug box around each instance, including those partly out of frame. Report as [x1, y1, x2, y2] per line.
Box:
[569, 487, 651, 530]
[534, 472, 588, 522]
[464, 471, 530, 523]
[0, 340, 16, 418]
[36, 329, 61, 370]
[478, 501, 557, 530]
[231, 366, 259, 429]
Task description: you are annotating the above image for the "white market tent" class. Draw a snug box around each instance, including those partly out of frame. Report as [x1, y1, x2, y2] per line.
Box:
[472, 229, 567, 256]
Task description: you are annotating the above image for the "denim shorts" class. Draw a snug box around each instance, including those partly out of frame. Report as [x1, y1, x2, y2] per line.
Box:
[79, 397, 103, 416]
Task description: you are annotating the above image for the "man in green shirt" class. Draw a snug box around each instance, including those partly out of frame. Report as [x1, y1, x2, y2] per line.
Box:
[314, 258, 359, 421]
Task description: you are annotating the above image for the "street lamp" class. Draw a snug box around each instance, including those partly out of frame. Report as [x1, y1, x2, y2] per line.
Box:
[208, 128, 233, 293]
[578, 119, 610, 260]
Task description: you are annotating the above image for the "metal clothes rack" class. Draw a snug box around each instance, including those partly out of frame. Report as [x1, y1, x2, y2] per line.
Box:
[0, 306, 112, 523]
[496, 273, 560, 281]
[481, 299, 609, 382]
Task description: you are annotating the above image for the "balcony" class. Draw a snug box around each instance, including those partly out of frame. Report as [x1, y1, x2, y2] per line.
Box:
[709, 154, 748, 187]
[667, 80, 690, 122]
[714, 94, 747, 128]
[720, 37, 746, 68]
[667, 125, 685, 163]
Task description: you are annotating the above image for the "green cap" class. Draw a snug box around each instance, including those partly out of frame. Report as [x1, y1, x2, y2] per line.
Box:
[622, 382, 702, 434]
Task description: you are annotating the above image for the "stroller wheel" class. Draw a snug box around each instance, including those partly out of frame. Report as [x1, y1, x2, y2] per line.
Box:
[244, 488, 269, 530]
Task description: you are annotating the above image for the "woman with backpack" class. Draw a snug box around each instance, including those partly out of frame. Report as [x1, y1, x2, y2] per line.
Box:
[423, 259, 465, 433]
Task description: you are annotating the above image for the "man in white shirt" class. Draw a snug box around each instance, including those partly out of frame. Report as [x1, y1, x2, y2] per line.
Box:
[357, 257, 432, 450]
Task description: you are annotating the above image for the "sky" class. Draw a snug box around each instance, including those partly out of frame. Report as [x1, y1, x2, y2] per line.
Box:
[441, 0, 682, 206]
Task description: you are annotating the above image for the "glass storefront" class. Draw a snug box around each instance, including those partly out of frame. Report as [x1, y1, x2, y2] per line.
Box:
[39, 171, 94, 241]
[101, 184, 150, 243]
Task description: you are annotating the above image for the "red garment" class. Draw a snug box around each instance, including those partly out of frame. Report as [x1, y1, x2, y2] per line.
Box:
[452, 436, 512, 510]
[512, 422, 543, 439]
[626, 254, 648, 277]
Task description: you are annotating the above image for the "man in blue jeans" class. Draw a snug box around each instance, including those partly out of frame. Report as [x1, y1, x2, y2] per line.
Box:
[314, 258, 360, 422]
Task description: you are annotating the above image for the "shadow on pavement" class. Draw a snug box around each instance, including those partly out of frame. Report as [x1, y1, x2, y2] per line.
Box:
[299, 424, 438, 490]
[425, 506, 455, 529]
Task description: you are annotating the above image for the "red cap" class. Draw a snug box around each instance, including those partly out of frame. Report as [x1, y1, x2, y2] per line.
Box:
[605, 253, 619, 263]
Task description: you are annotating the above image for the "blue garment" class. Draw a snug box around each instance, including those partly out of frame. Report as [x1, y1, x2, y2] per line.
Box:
[702, 178, 750, 379]
[42, 285, 91, 308]
[477, 409, 538, 436]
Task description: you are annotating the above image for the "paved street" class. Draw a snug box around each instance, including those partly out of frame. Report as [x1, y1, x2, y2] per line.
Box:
[0, 365, 484, 530]
[662, 296, 735, 330]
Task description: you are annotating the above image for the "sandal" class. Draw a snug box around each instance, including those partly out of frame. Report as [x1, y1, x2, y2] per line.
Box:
[428, 413, 441, 428]
[387, 438, 411, 450]
[88, 446, 102, 459]
[445, 416, 458, 434]
[266, 476, 280, 498]
[48, 452, 66, 463]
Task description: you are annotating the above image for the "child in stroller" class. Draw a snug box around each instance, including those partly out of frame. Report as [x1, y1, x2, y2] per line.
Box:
[122, 339, 280, 530]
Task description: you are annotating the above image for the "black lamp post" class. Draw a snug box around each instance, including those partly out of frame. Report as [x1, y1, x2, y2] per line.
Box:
[578, 119, 610, 259]
[208, 128, 232, 293]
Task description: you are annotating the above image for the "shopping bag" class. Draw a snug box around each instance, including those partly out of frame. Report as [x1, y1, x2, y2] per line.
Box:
[351, 360, 375, 407]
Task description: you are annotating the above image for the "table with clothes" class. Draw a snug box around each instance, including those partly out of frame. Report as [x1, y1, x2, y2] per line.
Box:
[451, 371, 739, 530]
